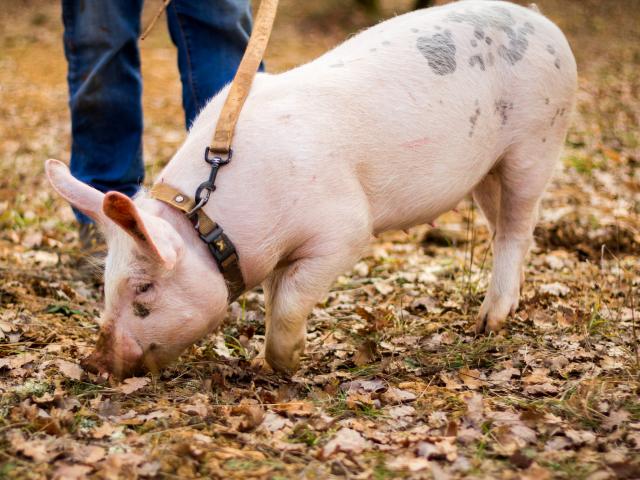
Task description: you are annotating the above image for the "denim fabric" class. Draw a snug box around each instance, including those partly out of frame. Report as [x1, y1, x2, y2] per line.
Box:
[166, 0, 254, 128]
[61, 0, 253, 224]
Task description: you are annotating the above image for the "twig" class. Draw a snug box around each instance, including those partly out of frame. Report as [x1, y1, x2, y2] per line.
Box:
[630, 284, 639, 370]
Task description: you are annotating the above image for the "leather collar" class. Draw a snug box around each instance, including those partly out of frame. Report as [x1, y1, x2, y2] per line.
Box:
[149, 183, 246, 302]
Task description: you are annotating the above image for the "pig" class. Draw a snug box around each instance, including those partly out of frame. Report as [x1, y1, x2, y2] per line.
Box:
[46, 0, 577, 378]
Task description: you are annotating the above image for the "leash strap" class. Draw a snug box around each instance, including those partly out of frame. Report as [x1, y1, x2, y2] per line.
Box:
[209, 0, 279, 156]
[149, 0, 279, 302]
[149, 183, 246, 303]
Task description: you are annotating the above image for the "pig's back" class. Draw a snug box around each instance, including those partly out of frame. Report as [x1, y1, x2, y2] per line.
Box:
[269, 0, 577, 231]
[180, 1, 577, 239]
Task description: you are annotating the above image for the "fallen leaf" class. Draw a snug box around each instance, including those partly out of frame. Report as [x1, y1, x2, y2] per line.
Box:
[602, 409, 630, 431]
[91, 422, 116, 439]
[55, 359, 83, 381]
[273, 401, 315, 417]
[322, 428, 370, 458]
[230, 401, 264, 432]
[489, 367, 520, 382]
[71, 445, 105, 464]
[381, 387, 417, 405]
[117, 377, 149, 394]
[459, 367, 486, 390]
[388, 405, 416, 418]
[7, 430, 54, 463]
[539, 282, 570, 297]
[52, 463, 93, 480]
[387, 455, 431, 472]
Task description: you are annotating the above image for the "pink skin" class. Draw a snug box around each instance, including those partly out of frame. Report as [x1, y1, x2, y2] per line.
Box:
[46, 160, 229, 378]
[46, 1, 577, 378]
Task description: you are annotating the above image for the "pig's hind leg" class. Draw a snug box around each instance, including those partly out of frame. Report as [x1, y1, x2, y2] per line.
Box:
[476, 140, 562, 333]
[472, 172, 501, 235]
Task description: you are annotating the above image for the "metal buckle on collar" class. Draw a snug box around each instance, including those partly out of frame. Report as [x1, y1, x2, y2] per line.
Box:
[200, 225, 237, 268]
[188, 147, 233, 218]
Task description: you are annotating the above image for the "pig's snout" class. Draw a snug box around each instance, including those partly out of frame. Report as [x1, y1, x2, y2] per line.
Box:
[81, 325, 145, 379]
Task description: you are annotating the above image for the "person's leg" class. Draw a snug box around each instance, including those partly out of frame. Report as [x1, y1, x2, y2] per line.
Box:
[166, 0, 257, 128]
[62, 0, 145, 224]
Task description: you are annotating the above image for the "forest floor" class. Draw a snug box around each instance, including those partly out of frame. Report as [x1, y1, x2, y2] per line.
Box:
[0, 0, 638, 478]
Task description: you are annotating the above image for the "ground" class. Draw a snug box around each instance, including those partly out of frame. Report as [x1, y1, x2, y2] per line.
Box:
[0, 0, 639, 479]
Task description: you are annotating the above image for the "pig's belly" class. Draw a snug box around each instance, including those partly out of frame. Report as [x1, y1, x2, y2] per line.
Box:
[363, 136, 501, 234]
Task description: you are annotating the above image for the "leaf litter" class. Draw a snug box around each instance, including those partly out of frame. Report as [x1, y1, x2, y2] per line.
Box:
[1, 0, 639, 478]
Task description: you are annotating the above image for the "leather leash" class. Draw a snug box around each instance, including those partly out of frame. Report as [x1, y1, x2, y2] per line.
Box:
[150, 0, 279, 302]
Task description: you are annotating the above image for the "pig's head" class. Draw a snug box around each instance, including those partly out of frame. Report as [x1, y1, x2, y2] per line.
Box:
[45, 159, 229, 378]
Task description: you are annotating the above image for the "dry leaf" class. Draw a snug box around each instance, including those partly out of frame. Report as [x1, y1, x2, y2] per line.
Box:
[387, 455, 431, 472]
[459, 367, 486, 390]
[322, 428, 370, 458]
[52, 463, 93, 480]
[273, 401, 315, 417]
[7, 430, 54, 463]
[55, 359, 83, 381]
[91, 422, 116, 439]
[117, 377, 149, 394]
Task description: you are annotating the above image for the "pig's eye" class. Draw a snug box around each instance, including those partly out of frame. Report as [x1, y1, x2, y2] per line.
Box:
[135, 283, 153, 295]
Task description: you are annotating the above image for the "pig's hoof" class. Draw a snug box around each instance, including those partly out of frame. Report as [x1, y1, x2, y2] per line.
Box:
[264, 337, 304, 376]
[475, 293, 519, 334]
[250, 355, 274, 374]
[264, 346, 302, 376]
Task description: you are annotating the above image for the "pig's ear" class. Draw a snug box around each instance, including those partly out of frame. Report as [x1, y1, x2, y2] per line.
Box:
[45, 159, 106, 224]
[102, 191, 183, 270]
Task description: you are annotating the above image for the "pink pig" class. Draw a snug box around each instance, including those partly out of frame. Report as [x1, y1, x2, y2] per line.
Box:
[47, 1, 577, 378]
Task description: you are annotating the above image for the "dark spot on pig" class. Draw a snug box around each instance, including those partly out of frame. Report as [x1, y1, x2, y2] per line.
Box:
[370, 48, 377, 52]
[417, 30, 457, 76]
[471, 39, 478, 47]
[498, 26, 529, 66]
[447, 6, 532, 66]
[411, 28, 419, 33]
[485, 36, 492, 45]
[546, 44, 556, 55]
[469, 104, 481, 137]
[133, 302, 150, 318]
[495, 99, 514, 126]
[542, 137, 547, 143]
[382, 40, 391, 46]
[474, 29, 485, 40]
[550, 108, 561, 126]
[545, 97, 550, 105]
[148, 342, 158, 351]
[330, 61, 345, 68]
[435, 25, 442, 30]
[555, 59, 561, 69]
[469, 54, 485, 71]
[486, 52, 495, 66]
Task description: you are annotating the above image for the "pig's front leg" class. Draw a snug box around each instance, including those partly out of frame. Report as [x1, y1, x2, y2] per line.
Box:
[257, 248, 365, 374]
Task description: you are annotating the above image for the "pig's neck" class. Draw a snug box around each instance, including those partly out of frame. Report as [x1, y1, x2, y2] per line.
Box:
[146, 198, 275, 293]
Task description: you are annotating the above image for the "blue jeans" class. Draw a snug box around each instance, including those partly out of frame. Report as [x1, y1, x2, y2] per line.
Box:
[62, 0, 254, 223]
